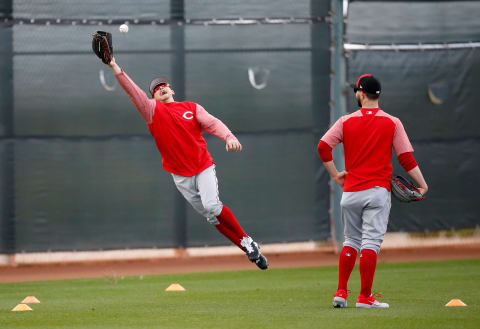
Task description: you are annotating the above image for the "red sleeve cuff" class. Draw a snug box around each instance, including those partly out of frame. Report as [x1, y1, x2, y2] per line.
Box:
[398, 152, 418, 172]
[317, 140, 333, 162]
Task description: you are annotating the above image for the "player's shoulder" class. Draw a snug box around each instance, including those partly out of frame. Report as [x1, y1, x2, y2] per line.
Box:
[175, 101, 198, 110]
[177, 100, 196, 106]
[376, 109, 396, 119]
[340, 110, 363, 123]
[188, 101, 202, 108]
[376, 109, 401, 124]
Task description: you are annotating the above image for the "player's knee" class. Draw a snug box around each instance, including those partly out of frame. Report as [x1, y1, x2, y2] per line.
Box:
[343, 238, 361, 252]
[361, 241, 381, 254]
[206, 216, 219, 225]
[202, 201, 222, 219]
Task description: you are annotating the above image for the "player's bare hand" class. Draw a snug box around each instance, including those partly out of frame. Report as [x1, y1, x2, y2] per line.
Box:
[108, 57, 122, 75]
[334, 171, 347, 187]
[418, 187, 428, 195]
[226, 137, 242, 152]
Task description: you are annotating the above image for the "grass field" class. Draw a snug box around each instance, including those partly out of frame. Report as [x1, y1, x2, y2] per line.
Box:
[1, 259, 479, 329]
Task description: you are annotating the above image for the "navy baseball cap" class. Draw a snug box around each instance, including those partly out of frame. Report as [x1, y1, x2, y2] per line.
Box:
[149, 77, 170, 97]
[353, 74, 381, 95]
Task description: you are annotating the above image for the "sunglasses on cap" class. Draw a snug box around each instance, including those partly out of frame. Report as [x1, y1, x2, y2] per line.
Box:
[153, 83, 169, 94]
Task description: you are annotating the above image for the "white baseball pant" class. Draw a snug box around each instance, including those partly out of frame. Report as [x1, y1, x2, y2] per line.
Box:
[171, 165, 223, 225]
[341, 186, 391, 253]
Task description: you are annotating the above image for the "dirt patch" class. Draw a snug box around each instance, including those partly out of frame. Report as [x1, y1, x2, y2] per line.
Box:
[1, 244, 479, 283]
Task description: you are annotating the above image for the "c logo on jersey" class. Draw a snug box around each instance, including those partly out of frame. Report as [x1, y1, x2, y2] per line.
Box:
[182, 111, 194, 120]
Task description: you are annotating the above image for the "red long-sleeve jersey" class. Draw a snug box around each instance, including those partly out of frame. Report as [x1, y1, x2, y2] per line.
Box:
[147, 101, 214, 176]
[318, 108, 414, 192]
[115, 70, 235, 176]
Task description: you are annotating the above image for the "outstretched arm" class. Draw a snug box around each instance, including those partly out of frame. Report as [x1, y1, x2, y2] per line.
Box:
[109, 57, 156, 124]
[196, 104, 242, 152]
[109, 57, 122, 75]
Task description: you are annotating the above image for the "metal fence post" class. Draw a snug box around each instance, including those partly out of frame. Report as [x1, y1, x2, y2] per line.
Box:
[170, 0, 187, 249]
[330, 0, 347, 251]
[0, 0, 16, 262]
[310, 0, 333, 241]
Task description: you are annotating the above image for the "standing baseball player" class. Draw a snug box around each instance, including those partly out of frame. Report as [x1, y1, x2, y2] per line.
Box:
[317, 74, 428, 308]
[105, 56, 268, 270]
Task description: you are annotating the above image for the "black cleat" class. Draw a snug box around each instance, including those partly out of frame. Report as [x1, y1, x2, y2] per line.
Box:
[253, 253, 269, 270]
[241, 237, 269, 270]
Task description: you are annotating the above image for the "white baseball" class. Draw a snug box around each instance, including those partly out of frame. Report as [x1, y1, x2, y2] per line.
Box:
[119, 24, 129, 34]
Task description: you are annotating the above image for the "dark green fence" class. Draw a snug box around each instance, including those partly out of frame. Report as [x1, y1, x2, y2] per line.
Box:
[2, 0, 478, 254]
[346, 1, 480, 232]
[0, 0, 332, 253]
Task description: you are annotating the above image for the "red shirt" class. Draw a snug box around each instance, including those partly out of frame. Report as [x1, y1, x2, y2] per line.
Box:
[148, 101, 214, 176]
[320, 108, 414, 192]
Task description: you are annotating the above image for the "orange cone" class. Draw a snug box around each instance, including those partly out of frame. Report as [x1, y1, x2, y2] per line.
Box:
[165, 283, 186, 291]
[445, 299, 467, 307]
[12, 304, 33, 312]
[22, 296, 41, 304]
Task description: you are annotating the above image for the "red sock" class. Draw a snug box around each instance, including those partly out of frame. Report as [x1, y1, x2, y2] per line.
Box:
[216, 205, 248, 241]
[337, 246, 358, 292]
[359, 249, 378, 297]
[215, 223, 243, 250]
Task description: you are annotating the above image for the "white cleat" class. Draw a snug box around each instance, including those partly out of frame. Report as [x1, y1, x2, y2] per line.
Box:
[333, 289, 349, 308]
[356, 295, 389, 309]
[333, 296, 348, 308]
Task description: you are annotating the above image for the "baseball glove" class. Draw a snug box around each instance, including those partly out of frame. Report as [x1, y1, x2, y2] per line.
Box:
[391, 175, 424, 203]
[92, 31, 113, 65]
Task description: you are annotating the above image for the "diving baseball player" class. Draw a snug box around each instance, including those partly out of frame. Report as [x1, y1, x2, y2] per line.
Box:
[317, 74, 428, 308]
[103, 55, 268, 270]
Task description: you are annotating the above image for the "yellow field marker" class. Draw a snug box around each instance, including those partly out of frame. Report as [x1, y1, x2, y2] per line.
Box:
[165, 283, 186, 291]
[12, 304, 33, 312]
[445, 299, 467, 307]
[21, 296, 41, 304]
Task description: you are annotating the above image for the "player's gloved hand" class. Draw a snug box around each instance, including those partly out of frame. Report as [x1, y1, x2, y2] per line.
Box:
[226, 137, 242, 152]
[92, 30, 113, 65]
[333, 171, 347, 187]
[391, 175, 425, 202]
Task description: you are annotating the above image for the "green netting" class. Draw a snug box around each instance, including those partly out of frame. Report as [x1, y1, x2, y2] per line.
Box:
[0, 1, 332, 252]
[12, 24, 327, 136]
[347, 48, 480, 232]
[13, 0, 170, 20]
[346, 1, 480, 44]
[389, 140, 479, 232]
[14, 138, 176, 252]
[185, 0, 312, 18]
[187, 133, 330, 247]
[347, 49, 480, 140]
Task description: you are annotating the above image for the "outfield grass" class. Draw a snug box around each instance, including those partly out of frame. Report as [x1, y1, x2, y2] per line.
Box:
[1, 259, 479, 329]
